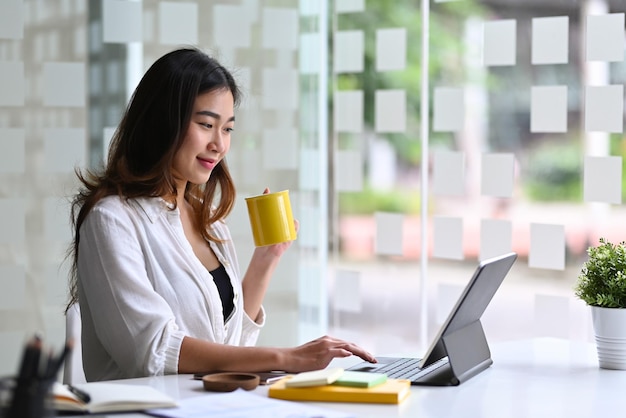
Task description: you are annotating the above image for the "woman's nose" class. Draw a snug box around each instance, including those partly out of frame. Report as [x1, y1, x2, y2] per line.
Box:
[208, 131, 225, 152]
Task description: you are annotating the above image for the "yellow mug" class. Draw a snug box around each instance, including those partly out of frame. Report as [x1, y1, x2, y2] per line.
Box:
[245, 190, 297, 247]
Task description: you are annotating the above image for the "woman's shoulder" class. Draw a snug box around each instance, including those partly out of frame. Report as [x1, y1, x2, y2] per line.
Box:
[91, 195, 168, 221]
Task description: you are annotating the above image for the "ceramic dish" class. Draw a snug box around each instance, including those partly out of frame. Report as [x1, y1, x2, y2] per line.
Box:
[202, 372, 260, 392]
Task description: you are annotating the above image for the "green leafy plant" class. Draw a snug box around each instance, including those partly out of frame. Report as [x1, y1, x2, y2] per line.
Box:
[574, 238, 626, 308]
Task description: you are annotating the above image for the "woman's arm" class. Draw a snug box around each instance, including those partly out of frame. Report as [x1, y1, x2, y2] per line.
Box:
[179, 335, 377, 373]
[240, 244, 284, 321]
[240, 187, 298, 321]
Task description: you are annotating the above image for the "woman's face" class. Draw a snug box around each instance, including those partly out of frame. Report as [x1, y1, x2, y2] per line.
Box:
[172, 88, 235, 188]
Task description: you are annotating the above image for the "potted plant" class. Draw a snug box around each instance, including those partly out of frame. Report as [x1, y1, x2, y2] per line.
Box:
[574, 238, 626, 370]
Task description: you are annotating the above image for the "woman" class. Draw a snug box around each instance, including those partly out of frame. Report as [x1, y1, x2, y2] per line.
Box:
[66, 47, 376, 382]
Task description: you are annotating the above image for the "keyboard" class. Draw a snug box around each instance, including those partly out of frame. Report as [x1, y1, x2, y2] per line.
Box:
[373, 357, 450, 382]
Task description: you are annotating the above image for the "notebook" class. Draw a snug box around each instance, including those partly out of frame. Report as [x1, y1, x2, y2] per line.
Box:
[347, 252, 517, 386]
[52, 381, 177, 413]
[268, 376, 410, 404]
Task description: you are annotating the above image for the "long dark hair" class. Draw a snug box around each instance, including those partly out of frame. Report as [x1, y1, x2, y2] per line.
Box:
[66, 47, 241, 311]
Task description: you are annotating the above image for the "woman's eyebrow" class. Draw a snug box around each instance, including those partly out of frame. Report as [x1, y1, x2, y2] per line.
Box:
[196, 110, 235, 122]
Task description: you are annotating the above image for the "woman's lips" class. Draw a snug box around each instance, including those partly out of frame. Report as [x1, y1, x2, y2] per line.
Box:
[197, 157, 216, 170]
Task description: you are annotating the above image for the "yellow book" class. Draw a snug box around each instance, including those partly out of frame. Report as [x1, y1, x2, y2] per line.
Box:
[268, 376, 411, 404]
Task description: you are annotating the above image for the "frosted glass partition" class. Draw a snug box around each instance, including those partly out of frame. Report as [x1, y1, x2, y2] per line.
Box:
[401, 0, 623, 348]
[0, 2, 87, 375]
[0, 0, 325, 377]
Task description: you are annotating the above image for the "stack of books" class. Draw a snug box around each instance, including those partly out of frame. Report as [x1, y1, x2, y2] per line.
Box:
[267, 368, 411, 404]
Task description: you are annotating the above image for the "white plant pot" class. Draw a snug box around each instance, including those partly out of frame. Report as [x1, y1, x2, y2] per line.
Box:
[591, 306, 626, 370]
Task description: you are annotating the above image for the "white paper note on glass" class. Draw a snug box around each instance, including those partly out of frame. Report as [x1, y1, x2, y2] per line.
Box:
[481, 153, 515, 197]
[483, 20, 517, 66]
[375, 89, 406, 133]
[376, 28, 407, 72]
[262, 68, 298, 110]
[0, 0, 23, 39]
[262, 128, 298, 170]
[433, 87, 464, 132]
[433, 216, 464, 260]
[43, 62, 86, 107]
[532, 16, 569, 65]
[0, 266, 25, 310]
[480, 219, 512, 262]
[214, 5, 252, 48]
[583, 156, 622, 204]
[433, 150, 465, 196]
[0, 61, 25, 106]
[334, 90, 363, 133]
[586, 13, 625, 62]
[103, 0, 142, 43]
[0, 198, 25, 245]
[262, 8, 298, 50]
[335, 150, 363, 192]
[375, 212, 404, 256]
[334, 30, 364, 73]
[158, 2, 198, 45]
[530, 85, 567, 133]
[0, 128, 25, 173]
[43, 128, 86, 173]
[44, 197, 71, 243]
[336, 0, 365, 13]
[529, 223, 565, 270]
[584, 85, 624, 133]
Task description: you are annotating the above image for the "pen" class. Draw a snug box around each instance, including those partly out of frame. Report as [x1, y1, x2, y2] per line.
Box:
[67, 384, 91, 404]
[48, 339, 74, 379]
[17, 334, 42, 381]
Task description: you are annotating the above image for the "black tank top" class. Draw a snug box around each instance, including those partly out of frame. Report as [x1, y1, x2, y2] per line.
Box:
[209, 264, 234, 320]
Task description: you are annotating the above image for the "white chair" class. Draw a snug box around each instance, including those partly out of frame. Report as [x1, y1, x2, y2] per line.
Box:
[63, 303, 86, 384]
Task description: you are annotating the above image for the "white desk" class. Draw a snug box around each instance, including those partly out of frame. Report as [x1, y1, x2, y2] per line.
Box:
[95, 338, 626, 418]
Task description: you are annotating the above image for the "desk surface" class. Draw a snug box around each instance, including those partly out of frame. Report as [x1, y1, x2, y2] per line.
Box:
[98, 338, 626, 418]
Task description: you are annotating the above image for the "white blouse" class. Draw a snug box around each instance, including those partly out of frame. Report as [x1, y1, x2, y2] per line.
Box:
[77, 195, 264, 381]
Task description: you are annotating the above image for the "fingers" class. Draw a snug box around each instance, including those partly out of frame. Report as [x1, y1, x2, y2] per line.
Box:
[263, 187, 270, 194]
[315, 336, 377, 363]
[337, 342, 377, 363]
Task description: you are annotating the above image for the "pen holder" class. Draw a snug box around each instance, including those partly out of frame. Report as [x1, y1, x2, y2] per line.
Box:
[2, 376, 55, 418]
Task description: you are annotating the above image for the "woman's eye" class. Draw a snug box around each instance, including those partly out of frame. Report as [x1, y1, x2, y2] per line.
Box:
[200, 123, 212, 129]
[225, 127, 234, 133]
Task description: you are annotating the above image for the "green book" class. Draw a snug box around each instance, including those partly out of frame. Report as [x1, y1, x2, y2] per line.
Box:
[332, 371, 388, 388]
